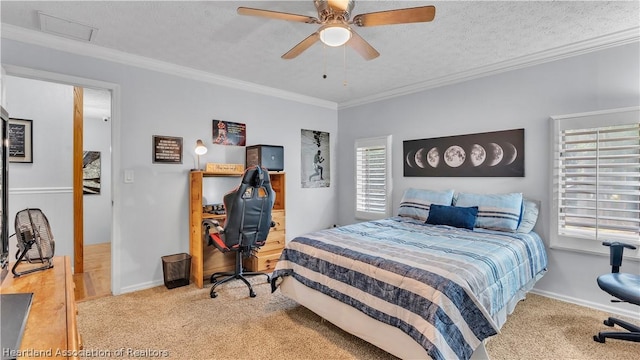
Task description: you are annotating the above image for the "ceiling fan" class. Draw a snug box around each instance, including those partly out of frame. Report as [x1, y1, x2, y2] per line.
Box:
[238, 0, 436, 60]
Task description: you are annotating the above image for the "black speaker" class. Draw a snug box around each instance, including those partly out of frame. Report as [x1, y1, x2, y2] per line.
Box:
[246, 145, 284, 171]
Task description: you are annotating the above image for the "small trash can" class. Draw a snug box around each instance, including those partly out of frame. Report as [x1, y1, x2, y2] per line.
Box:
[161, 253, 191, 289]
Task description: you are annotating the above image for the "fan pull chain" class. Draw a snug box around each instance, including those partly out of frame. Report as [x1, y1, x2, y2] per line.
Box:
[322, 43, 327, 79]
[343, 45, 348, 87]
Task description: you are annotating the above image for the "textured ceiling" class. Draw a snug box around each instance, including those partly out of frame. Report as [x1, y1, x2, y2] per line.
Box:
[2, 1, 639, 107]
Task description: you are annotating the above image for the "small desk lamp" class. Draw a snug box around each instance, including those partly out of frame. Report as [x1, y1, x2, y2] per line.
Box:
[194, 139, 208, 170]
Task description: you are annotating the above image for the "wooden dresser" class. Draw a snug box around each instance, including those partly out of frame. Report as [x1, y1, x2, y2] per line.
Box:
[1, 256, 81, 359]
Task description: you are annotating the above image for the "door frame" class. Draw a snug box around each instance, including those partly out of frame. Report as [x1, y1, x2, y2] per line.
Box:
[3, 64, 123, 295]
[73, 86, 83, 274]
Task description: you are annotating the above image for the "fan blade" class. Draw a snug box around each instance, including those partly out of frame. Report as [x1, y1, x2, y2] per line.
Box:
[282, 32, 320, 59]
[347, 30, 379, 60]
[238, 7, 319, 24]
[352, 5, 435, 27]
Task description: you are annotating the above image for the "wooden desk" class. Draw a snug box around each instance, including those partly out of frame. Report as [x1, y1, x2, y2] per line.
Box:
[1, 256, 81, 359]
[189, 171, 241, 289]
[189, 171, 286, 288]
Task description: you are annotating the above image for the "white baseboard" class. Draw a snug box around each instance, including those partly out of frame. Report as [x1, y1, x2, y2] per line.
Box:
[531, 288, 640, 321]
[119, 279, 165, 295]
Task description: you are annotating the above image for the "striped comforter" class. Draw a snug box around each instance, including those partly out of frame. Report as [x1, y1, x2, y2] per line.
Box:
[271, 217, 547, 360]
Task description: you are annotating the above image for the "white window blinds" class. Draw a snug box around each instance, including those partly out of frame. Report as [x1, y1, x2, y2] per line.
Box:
[552, 107, 640, 253]
[559, 123, 640, 240]
[355, 136, 392, 220]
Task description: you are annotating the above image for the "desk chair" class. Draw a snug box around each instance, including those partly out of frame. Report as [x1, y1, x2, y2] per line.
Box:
[203, 166, 274, 298]
[593, 241, 640, 343]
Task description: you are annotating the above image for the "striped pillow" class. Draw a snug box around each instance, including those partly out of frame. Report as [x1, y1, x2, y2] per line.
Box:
[455, 192, 523, 232]
[398, 188, 455, 221]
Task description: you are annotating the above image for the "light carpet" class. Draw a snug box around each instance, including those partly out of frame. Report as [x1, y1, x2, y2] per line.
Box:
[77, 279, 639, 359]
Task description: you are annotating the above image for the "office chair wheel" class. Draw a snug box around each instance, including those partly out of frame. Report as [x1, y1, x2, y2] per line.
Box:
[603, 318, 615, 327]
[210, 289, 218, 298]
[249, 289, 256, 298]
[593, 334, 605, 343]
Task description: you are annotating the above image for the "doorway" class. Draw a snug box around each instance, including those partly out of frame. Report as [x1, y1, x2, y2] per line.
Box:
[3, 65, 121, 297]
[73, 86, 113, 301]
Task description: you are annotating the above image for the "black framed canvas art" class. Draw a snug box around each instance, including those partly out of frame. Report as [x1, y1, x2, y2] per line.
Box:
[403, 128, 525, 177]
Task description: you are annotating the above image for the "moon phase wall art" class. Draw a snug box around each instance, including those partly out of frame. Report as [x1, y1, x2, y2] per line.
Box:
[403, 128, 524, 177]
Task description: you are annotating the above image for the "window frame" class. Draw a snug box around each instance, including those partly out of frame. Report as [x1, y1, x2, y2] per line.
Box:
[354, 135, 393, 220]
[550, 106, 640, 259]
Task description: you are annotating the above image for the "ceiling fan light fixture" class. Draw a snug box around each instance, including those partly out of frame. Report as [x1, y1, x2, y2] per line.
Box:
[319, 25, 351, 47]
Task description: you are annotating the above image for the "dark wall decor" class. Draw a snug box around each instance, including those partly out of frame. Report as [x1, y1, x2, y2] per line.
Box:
[212, 119, 246, 146]
[152, 135, 183, 164]
[403, 128, 525, 177]
[301, 129, 330, 188]
[83, 151, 101, 195]
[8, 118, 33, 163]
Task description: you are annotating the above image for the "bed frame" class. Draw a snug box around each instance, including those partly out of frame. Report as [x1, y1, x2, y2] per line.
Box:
[280, 276, 491, 359]
[279, 268, 544, 359]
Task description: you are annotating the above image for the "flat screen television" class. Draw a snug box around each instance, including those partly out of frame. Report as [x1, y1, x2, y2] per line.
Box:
[1, 106, 9, 282]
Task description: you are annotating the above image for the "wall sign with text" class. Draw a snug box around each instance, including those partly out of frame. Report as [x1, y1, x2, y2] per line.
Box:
[152, 135, 183, 164]
[8, 118, 33, 163]
[212, 119, 246, 146]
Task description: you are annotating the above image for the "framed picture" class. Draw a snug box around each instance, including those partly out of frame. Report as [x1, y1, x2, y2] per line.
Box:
[301, 129, 330, 188]
[83, 151, 101, 195]
[152, 135, 183, 164]
[212, 119, 246, 146]
[8, 118, 33, 163]
[403, 128, 525, 177]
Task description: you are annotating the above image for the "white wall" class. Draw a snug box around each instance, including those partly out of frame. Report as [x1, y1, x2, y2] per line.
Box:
[84, 109, 112, 246]
[5, 77, 74, 258]
[2, 39, 339, 293]
[3, 34, 638, 316]
[337, 42, 640, 315]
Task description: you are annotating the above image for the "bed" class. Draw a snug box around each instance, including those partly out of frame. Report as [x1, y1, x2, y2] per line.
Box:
[271, 189, 548, 360]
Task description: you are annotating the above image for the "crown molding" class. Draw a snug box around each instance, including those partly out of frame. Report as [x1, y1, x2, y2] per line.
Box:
[3, 24, 637, 111]
[338, 27, 640, 109]
[1, 24, 338, 110]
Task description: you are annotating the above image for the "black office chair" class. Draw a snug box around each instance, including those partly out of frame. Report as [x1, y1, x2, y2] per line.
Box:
[203, 166, 274, 298]
[593, 241, 640, 343]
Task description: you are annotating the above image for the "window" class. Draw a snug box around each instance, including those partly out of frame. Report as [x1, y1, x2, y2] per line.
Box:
[355, 136, 392, 220]
[551, 107, 639, 256]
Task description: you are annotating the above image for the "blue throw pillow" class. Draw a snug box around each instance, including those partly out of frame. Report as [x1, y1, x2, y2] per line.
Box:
[426, 204, 479, 230]
[398, 188, 455, 221]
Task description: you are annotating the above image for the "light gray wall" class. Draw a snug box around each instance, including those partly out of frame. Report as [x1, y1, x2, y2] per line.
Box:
[2, 39, 339, 293]
[6, 78, 113, 248]
[3, 36, 639, 315]
[5, 77, 74, 258]
[83, 110, 112, 246]
[337, 42, 640, 315]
